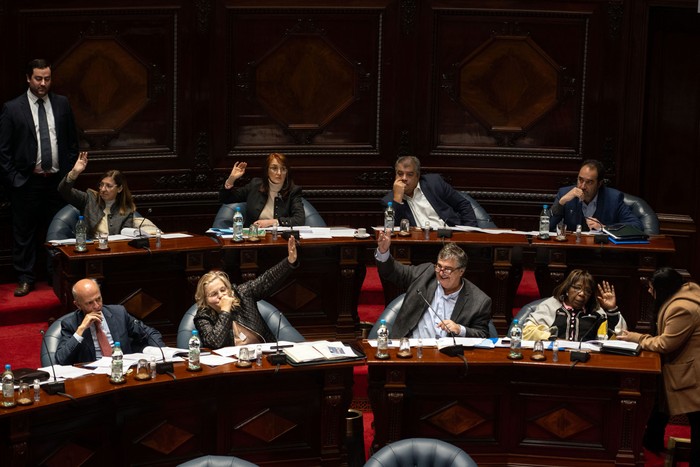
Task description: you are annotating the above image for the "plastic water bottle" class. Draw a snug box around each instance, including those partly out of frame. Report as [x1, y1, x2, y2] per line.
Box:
[33, 379, 41, 402]
[416, 338, 423, 359]
[538, 205, 550, 240]
[75, 215, 87, 251]
[155, 229, 162, 248]
[384, 202, 395, 235]
[110, 342, 125, 384]
[2, 364, 16, 408]
[508, 319, 523, 360]
[552, 341, 559, 362]
[255, 345, 263, 367]
[149, 356, 157, 379]
[376, 319, 389, 359]
[188, 330, 201, 371]
[232, 206, 244, 242]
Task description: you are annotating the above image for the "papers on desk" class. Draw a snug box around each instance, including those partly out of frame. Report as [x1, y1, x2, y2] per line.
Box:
[367, 337, 494, 349]
[48, 232, 191, 245]
[583, 339, 642, 356]
[214, 341, 296, 359]
[38, 365, 94, 380]
[283, 341, 357, 364]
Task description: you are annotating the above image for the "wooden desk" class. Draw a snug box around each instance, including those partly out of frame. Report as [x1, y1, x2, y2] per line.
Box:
[221, 235, 372, 341]
[0, 358, 360, 466]
[533, 235, 676, 333]
[362, 341, 660, 467]
[49, 234, 221, 343]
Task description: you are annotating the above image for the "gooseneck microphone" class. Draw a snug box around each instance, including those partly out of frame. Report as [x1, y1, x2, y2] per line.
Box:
[39, 329, 67, 395]
[137, 320, 175, 377]
[416, 290, 464, 357]
[267, 310, 289, 366]
[128, 208, 152, 248]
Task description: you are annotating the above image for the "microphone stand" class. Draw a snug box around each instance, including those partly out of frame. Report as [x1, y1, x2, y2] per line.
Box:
[138, 320, 175, 377]
[267, 310, 289, 366]
[128, 208, 152, 248]
[417, 290, 464, 357]
[39, 329, 67, 395]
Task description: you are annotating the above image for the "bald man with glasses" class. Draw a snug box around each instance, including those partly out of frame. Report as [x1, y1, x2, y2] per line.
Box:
[375, 231, 491, 339]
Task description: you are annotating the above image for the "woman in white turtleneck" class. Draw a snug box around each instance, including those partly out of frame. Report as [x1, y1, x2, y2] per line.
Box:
[220, 152, 304, 228]
[58, 152, 158, 237]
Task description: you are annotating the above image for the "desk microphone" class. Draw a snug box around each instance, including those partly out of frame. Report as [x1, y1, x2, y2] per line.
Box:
[267, 310, 289, 366]
[578, 312, 607, 343]
[136, 320, 174, 376]
[39, 329, 67, 395]
[128, 208, 152, 248]
[416, 290, 464, 357]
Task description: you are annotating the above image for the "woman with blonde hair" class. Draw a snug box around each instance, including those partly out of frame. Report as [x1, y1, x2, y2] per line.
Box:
[193, 236, 298, 349]
[220, 152, 304, 228]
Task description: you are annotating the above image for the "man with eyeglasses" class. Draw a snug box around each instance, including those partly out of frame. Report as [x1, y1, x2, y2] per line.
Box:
[549, 159, 643, 232]
[0, 59, 80, 296]
[375, 231, 491, 339]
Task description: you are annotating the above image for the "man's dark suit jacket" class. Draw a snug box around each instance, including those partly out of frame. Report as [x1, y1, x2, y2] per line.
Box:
[377, 256, 491, 338]
[0, 91, 79, 187]
[549, 185, 643, 232]
[55, 305, 165, 365]
[381, 174, 477, 227]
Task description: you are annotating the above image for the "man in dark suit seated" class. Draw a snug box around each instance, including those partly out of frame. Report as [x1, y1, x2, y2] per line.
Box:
[549, 159, 643, 232]
[381, 155, 477, 228]
[375, 231, 491, 339]
[55, 279, 165, 365]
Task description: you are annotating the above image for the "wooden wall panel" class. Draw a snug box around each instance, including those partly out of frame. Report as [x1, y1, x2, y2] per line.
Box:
[0, 0, 697, 282]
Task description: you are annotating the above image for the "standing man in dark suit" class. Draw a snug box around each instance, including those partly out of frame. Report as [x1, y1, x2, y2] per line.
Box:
[381, 155, 477, 228]
[0, 59, 82, 296]
[549, 159, 643, 232]
[375, 231, 491, 338]
[55, 278, 165, 365]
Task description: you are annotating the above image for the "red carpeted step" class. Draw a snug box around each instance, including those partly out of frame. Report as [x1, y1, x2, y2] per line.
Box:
[0, 282, 62, 327]
[0, 321, 44, 369]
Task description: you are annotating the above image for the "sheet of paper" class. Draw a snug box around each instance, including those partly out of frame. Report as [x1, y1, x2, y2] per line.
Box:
[38, 365, 93, 379]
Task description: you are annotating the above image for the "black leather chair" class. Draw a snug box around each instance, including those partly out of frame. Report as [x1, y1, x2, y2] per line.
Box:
[212, 198, 326, 229]
[364, 437, 477, 467]
[508, 297, 547, 335]
[177, 300, 305, 348]
[622, 193, 659, 236]
[368, 293, 499, 339]
[458, 191, 497, 229]
[46, 204, 144, 241]
[40, 314, 70, 367]
[177, 455, 258, 467]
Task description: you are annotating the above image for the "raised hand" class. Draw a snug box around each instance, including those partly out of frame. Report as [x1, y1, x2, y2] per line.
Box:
[230, 161, 247, 181]
[377, 230, 391, 254]
[287, 236, 298, 263]
[71, 152, 89, 177]
[597, 280, 617, 311]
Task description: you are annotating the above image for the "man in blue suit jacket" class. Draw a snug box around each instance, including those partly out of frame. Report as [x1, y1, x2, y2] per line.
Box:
[0, 59, 80, 296]
[549, 159, 643, 232]
[381, 156, 477, 227]
[56, 279, 165, 365]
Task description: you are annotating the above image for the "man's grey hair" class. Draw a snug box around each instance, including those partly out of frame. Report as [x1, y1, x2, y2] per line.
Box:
[437, 243, 468, 269]
[395, 156, 421, 176]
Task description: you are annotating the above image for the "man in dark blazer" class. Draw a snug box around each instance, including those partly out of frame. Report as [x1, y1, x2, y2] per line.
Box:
[55, 278, 165, 365]
[381, 155, 477, 228]
[0, 59, 80, 296]
[549, 159, 643, 232]
[375, 231, 491, 339]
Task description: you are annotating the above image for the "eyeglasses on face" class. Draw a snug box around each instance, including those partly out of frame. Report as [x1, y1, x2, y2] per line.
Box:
[98, 182, 117, 189]
[434, 263, 463, 275]
[570, 284, 593, 296]
[268, 165, 288, 173]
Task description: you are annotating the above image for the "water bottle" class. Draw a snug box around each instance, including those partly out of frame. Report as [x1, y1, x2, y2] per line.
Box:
[376, 319, 389, 359]
[33, 379, 41, 402]
[416, 338, 423, 359]
[232, 206, 244, 242]
[508, 319, 523, 360]
[552, 341, 559, 363]
[110, 342, 125, 384]
[155, 229, 162, 248]
[149, 356, 157, 379]
[384, 202, 395, 235]
[255, 345, 263, 367]
[75, 215, 87, 251]
[188, 330, 201, 371]
[538, 204, 550, 240]
[2, 364, 16, 408]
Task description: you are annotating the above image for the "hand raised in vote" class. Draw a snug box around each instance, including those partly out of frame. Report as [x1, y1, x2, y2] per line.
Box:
[229, 161, 247, 182]
[377, 230, 391, 254]
[287, 236, 298, 264]
[70, 152, 89, 177]
[597, 280, 616, 311]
